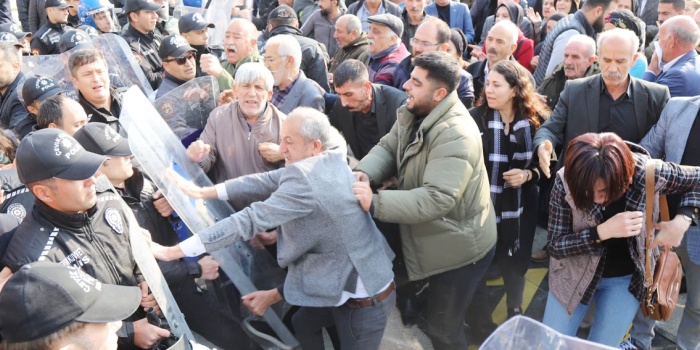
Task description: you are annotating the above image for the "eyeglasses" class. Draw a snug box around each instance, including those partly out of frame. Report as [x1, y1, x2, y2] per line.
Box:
[410, 37, 441, 48]
[163, 53, 195, 65]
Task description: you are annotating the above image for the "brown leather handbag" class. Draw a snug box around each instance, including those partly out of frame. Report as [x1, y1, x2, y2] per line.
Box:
[641, 161, 683, 321]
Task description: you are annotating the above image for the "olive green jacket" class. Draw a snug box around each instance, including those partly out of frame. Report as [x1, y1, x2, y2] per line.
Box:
[220, 49, 264, 84]
[355, 91, 497, 280]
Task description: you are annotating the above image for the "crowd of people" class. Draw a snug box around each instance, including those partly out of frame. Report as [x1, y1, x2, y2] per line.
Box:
[0, 0, 698, 348]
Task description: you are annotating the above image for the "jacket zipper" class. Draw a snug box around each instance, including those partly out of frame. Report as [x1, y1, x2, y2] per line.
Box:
[85, 223, 121, 284]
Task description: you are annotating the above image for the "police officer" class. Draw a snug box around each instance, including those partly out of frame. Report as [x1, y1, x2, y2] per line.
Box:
[58, 28, 90, 53]
[73, 122, 253, 349]
[30, 0, 72, 55]
[178, 13, 223, 78]
[121, 0, 164, 90]
[0, 23, 32, 55]
[0, 128, 171, 348]
[18, 75, 65, 137]
[157, 34, 196, 98]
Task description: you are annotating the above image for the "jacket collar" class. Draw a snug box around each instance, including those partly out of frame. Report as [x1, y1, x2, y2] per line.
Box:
[344, 33, 368, 49]
[127, 24, 156, 41]
[35, 197, 98, 230]
[270, 25, 303, 37]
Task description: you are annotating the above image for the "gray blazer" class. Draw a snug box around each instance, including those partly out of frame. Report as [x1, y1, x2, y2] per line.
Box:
[275, 71, 325, 115]
[199, 150, 395, 307]
[533, 75, 670, 172]
[28, 0, 46, 33]
[640, 96, 700, 265]
[636, 0, 659, 26]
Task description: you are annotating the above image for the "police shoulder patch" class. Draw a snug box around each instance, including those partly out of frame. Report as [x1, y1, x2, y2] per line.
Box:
[104, 207, 124, 234]
[160, 101, 174, 119]
[6, 203, 26, 221]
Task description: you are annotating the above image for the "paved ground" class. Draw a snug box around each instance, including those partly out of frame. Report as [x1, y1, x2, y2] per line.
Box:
[376, 227, 682, 350]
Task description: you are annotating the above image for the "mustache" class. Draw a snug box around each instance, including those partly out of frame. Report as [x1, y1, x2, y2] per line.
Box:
[487, 48, 497, 55]
[564, 65, 575, 70]
[226, 45, 238, 52]
[602, 72, 622, 79]
[367, 39, 375, 45]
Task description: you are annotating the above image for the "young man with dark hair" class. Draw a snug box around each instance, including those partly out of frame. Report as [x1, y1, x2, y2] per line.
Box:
[30, 0, 72, 55]
[121, 0, 164, 89]
[353, 51, 497, 349]
[36, 94, 87, 135]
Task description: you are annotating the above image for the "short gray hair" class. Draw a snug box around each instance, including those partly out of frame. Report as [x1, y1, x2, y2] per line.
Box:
[665, 16, 700, 46]
[566, 34, 597, 58]
[489, 20, 519, 46]
[597, 28, 639, 56]
[285, 107, 335, 150]
[0, 42, 19, 65]
[341, 14, 362, 34]
[266, 34, 302, 70]
[235, 62, 274, 91]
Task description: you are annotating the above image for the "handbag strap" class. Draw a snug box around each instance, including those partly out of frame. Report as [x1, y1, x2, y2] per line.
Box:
[644, 160, 671, 285]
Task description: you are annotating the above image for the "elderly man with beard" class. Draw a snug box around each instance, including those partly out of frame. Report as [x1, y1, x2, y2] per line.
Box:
[533, 0, 615, 84]
[30, 0, 71, 55]
[200, 18, 264, 91]
[538, 34, 600, 109]
[535, 28, 669, 180]
[186, 63, 286, 188]
[265, 35, 325, 114]
[394, 16, 475, 108]
[301, 0, 346, 57]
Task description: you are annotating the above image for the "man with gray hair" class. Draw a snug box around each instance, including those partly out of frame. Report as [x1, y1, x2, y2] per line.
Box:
[642, 15, 700, 96]
[265, 34, 324, 114]
[466, 20, 521, 99]
[329, 14, 368, 78]
[186, 62, 286, 190]
[538, 34, 601, 110]
[363, 13, 409, 86]
[150, 107, 396, 350]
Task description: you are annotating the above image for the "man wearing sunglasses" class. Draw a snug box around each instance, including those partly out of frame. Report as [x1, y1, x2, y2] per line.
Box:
[157, 34, 196, 99]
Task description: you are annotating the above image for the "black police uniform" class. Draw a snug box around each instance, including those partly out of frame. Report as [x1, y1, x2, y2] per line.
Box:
[119, 169, 250, 349]
[122, 25, 163, 90]
[78, 87, 127, 136]
[0, 73, 31, 134]
[1, 181, 145, 347]
[192, 43, 225, 78]
[30, 21, 66, 55]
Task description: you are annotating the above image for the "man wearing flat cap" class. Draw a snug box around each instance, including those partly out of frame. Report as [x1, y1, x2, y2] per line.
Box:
[0, 23, 31, 55]
[362, 13, 409, 87]
[30, 0, 71, 55]
[1, 128, 171, 348]
[0, 261, 142, 349]
[156, 34, 197, 98]
[122, 0, 165, 90]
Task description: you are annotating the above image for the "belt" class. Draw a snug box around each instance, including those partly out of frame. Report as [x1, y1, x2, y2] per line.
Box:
[344, 282, 395, 309]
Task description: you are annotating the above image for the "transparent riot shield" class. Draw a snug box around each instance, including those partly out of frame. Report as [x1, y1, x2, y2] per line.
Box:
[154, 76, 219, 143]
[480, 316, 617, 350]
[19, 34, 155, 103]
[119, 87, 299, 350]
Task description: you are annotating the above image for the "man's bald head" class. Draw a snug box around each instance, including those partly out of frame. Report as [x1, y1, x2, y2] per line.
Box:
[660, 15, 700, 54]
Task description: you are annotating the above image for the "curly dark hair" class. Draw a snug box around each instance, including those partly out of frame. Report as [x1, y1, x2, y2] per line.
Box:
[477, 60, 550, 128]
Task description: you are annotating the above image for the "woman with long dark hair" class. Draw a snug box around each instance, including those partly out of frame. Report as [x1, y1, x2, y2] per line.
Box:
[543, 132, 700, 346]
[469, 60, 550, 317]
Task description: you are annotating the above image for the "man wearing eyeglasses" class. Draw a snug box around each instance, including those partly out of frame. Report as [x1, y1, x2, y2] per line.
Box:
[156, 35, 196, 99]
[393, 16, 475, 108]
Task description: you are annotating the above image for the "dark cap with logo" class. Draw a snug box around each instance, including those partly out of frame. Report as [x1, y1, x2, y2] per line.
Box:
[21, 75, 65, 107]
[368, 14, 403, 38]
[159, 34, 196, 59]
[73, 122, 132, 157]
[268, 5, 297, 21]
[0, 32, 23, 48]
[44, 0, 73, 9]
[178, 12, 215, 34]
[59, 29, 91, 53]
[0, 23, 31, 39]
[0, 261, 141, 343]
[16, 129, 107, 184]
[124, 0, 163, 14]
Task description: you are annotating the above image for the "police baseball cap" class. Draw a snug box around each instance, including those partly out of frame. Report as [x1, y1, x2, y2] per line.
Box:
[21, 75, 65, 107]
[368, 14, 403, 38]
[124, 0, 163, 14]
[159, 34, 196, 59]
[0, 32, 23, 48]
[73, 122, 132, 157]
[59, 29, 91, 53]
[16, 129, 108, 184]
[268, 5, 297, 21]
[0, 23, 31, 40]
[0, 261, 141, 343]
[178, 12, 214, 34]
[44, 0, 73, 9]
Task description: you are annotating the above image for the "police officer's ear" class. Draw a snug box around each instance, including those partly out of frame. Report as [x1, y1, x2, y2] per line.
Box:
[28, 180, 56, 203]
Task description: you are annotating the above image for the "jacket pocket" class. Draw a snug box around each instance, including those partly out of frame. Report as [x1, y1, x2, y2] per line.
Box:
[301, 252, 341, 299]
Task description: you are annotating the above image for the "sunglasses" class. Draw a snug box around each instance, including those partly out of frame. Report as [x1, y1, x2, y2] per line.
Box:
[164, 53, 195, 65]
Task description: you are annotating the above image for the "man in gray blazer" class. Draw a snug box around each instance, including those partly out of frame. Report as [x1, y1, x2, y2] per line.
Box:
[265, 34, 325, 115]
[629, 96, 700, 350]
[535, 28, 670, 178]
[150, 107, 396, 350]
